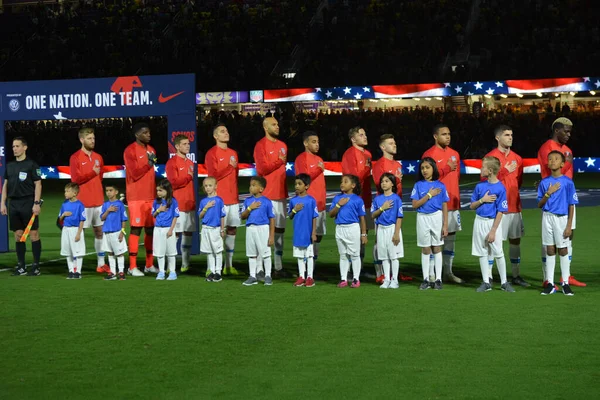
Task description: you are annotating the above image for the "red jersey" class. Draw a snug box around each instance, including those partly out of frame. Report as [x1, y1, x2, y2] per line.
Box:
[69, 149, 104, 208]
[165, 155, 195, 212]
[422, 145, 460, 210]
[342, 146, 372, 207]
[205, 145, 239, 205]
[484, 148, 523, 213]
[372, 157, 403, 197]
[294, 151, 326, 211]
[253, 137, 288, 201]
[123, 142, 156, 201]
[537, 139, 573, 179]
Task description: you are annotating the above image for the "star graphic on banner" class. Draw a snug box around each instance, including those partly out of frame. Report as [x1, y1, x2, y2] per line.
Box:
[162, 172, 167, 178]
[454, 85, 463, 93]
[337, 96, 343, 100]
[363, 87, 370, 92]
[467, 91, 474, 96]
[47, 167, 55, 172]
[444, 83, 451, 87]
[354, 93, 363, 99]
[315, 88, 322, 92]
[407, 164, 415, 173]
[41, 174, 47, 179]
[495, 81, 504, 87]
[285, 163, 293, 171]
[578, 169, 584, 173]
[325, 90, 333, 98]
[343, 87, 352, 94]
[583, 77, 590, 82]
[474, 82, 483, 90]
[585, 157, 596, 167]
[154, 165, 159, 172]
[595, 80, 600, 88]
[486, 88, 495, 95]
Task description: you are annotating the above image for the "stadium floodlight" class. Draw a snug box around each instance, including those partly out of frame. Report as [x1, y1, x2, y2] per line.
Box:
[569, 92, 576, 96]
[516, 93, 523, 98]
[435, 97, 443, 100]
[500, 94, 507, 98]
[591, 91, 596, 95]
[425, 98, 432, 101]
[536, 92, 543, 97]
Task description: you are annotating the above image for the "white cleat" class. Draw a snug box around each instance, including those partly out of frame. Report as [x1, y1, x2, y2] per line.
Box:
[128, 268, 145, 277]
[380, 280, 391, 289]
[144, 266, 159, 274]
[445, 274, 465, 284]
[389, 280, 399, 289]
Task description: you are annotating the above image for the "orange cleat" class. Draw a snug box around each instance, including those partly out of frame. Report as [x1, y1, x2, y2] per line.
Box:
[399, 273, 413, 281]
[561, 276, 587, 287]
[543, 280, 561, 292]
[96, 264, 110, 274]
[376, 274, 385, 285]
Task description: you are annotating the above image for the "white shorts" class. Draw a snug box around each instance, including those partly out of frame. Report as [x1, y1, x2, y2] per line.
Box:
[175, 211, 197, 233]
[200, 226, 224, 254]
[153, 226, 178, 257]
[83, 206, 103, 229]
[376, 224, 404, 260]
[293, 245, 314, 258]
[246, 225, 271, 258]
[224, 204, 241, 227]
[472, 215, 504, 257]
[501, 212, 524, 240]
[316, 210, 327, 236]
[542, 212, 570, 248]
[447, 210, 462, 233]
[102, 231, 128, 256]
[571, 205, 576, 230]
[60, 226, 86, 257]
[272, 200, 287, 229]
[335, 223, 361, 257]
[416, 211, 444, 248]
[364, 210, 375, 231]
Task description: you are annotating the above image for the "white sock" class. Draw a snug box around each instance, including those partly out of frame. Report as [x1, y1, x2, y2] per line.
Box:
[434, 252, 442, 281]
[373, 245, 382, 276]
[350, 255, 361, 280]
[264, 255, 273, 277]
[307, 257, 314, 278]
[117, 255, 125, 273]
[95, 238, 105, 267]
[421, 253, 430, 280]
[428, 254, 434, 278]
[541, 245, 547, 281]
[215, 253, 223, 274]
[545, 254, 556, 284]
[382, 260, 391, 281]
[509, 244, 521, 277]
[207, 253, 216, 274]
[567, 239, 573, 268]
[108, 256, 116, 274]
[340, 256, 350, 281]
[256, 254, 264, 274]
[391, 260, 399, 282]
[297, 258, 306, 279]
[443, 234, 456, 276]
[274, 232, 284, 271]
[248, 257, 257, 278]
[496, 256, 507, 284]
[181, 235, 192, 267]
[479, 256, 489, 283]
[67, 256, 74, 273]
[560, 254, 571, 284]
[167, 256, 176, 273]
[225, 234, 235, 268]
[76, 257, 83, 273]
[158, 256, 165, 273]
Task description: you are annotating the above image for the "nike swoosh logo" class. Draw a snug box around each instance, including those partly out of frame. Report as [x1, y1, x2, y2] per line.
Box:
[139, 155, 144, 158]
[158, 91, 185, 103]
[219, 158, 224, 161]
[310, 165, 315, 168]
[179, 167, 184, 170]
[269, 151, 274, 154]
[438, 159, 443, 162]
[82, 162, 87, 165]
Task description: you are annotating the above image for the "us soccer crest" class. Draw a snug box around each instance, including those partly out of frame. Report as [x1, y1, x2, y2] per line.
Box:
[451, 156, 457, 162]
[95, 159, 100, 167]
[230, 155, 236, 163]
[280, 148, 286, 155]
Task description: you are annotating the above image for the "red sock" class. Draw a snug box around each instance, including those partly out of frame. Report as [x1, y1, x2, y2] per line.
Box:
[129, 234, 140, 270]
[144, 235, 154, 268]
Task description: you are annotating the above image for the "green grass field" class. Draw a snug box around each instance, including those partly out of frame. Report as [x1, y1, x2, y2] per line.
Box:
[1, 176, 600, 399]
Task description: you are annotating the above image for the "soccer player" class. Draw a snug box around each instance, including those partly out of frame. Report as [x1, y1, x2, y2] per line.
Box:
[294, 131, 326, 265]
[422, 124, 463, 284]
[152, 179, 180, 281]
[253, 117, 288, 276]
[537, 151, 578, 296]
[289, 174, 318, 287]
[198, 177, 226, 282]
[123, 122, 157, 276]
[241, 176, 275, 286]
[372, 134, 403, 197]
[69, 127, 109, 274]
[205, 124, 240, 275]
[100, 184, 128, 281]
[1, 137, 43, 276]
[166, 134, 196, 272]
[58, 183, 86, 279]
[470, 156, 514, 293]
[537, 117, 585, 287]
[341, 127, 376, 278]
[484, 125, 529, 287]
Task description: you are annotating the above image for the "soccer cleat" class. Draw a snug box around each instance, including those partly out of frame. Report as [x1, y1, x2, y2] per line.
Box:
[476, 282, 492, 292]
[380, 280, 391, 289]
[256, 270, 266, 282]
[144, 266, 159, 274]
[156, 272, 166, 281]
[561, 283, 574, 296]
[489, 277, 493, 286]
[434, 280, 443, 290]
[419, 280, 430, 290]
[351, 279, 361, 288]
[118, 272, 126, 280]
[305, 277, 315, 287]
[511, 276, 530, 287]
[541, 282, 557, 295]
[66, 272, 74, 280]
[225, 266, 240, 276]
[376, 275, 385, 285]
[445, 274, 465, 284]
[242, 277, 258, 286]
[180, 265, 190, 273]
[501, 282, 516, 293]
[264, 276, 273, 286]
[206, 273, 215, 282]
[399, 274, 412, 281]
[96, 264, 111, 274]
[561, 276, 586, 287]
[293, 277, 306, 287]
[337, 280, 348, 288]
[12, 265, 27, 276]
[73, 272, 82, 279]
[104, 273, 117, 281]
[213, 273, 222, 282]
[543, 280, 561, 292]
[389, 280, 400, 289]
[167, 271, 177, 281]
[128, 268, 145, 277]
[27, 265, 41, 276]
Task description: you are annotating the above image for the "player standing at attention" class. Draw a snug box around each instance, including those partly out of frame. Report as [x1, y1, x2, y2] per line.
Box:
[484, 125, 529, 287]
[537, 151, 578, 296]
[341, 127, 377, 279]
[537, 117, 585, 287]
[470, 157, 514, 293]
[294, 131, 326, 267]
[152, 180, 180, 281]
[289, 174, 318, 287]
[253, 117, 288, 277]
[198, 177, 226, 282]
[329, 174, 368, 288]
[69, 127, 109, 274]
[166, 134, 196, 273]
[371, 173, 404, 289]
[205, 124, 240, 275]
[100, 184, 128, 281]
[123, 122, 157, 277]
[422, 124, 463, 284]
[59, 183, 86, 279]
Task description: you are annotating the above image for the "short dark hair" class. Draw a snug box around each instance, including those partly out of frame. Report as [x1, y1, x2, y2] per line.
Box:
[104, 184, 119, 192]
[417, 157, 440, 181]
[494, 125, 512, 137]
[548, 150, 566, 162]
[213, 123, 227, 136]
[342, 174, 361, 196]
[348, 126, 362, 140]
[295, 173, 311, 186]
[302, 131, 318, 141]
[379, 172, 397, 194]
[133, 122, 149, 135]
[174, 134, 189, 146]
[12, 136, 27, 146]
[432, 124, 449, 135]
[251, 176, 267, 189]
[379, 133, 395, 145]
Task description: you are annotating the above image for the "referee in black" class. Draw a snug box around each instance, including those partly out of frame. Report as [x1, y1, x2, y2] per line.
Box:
[1, 137, 43, 275]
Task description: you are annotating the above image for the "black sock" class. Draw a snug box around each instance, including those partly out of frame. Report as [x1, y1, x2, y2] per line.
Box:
[16, 242, 26, 266]
[31, 240, 41, 265]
